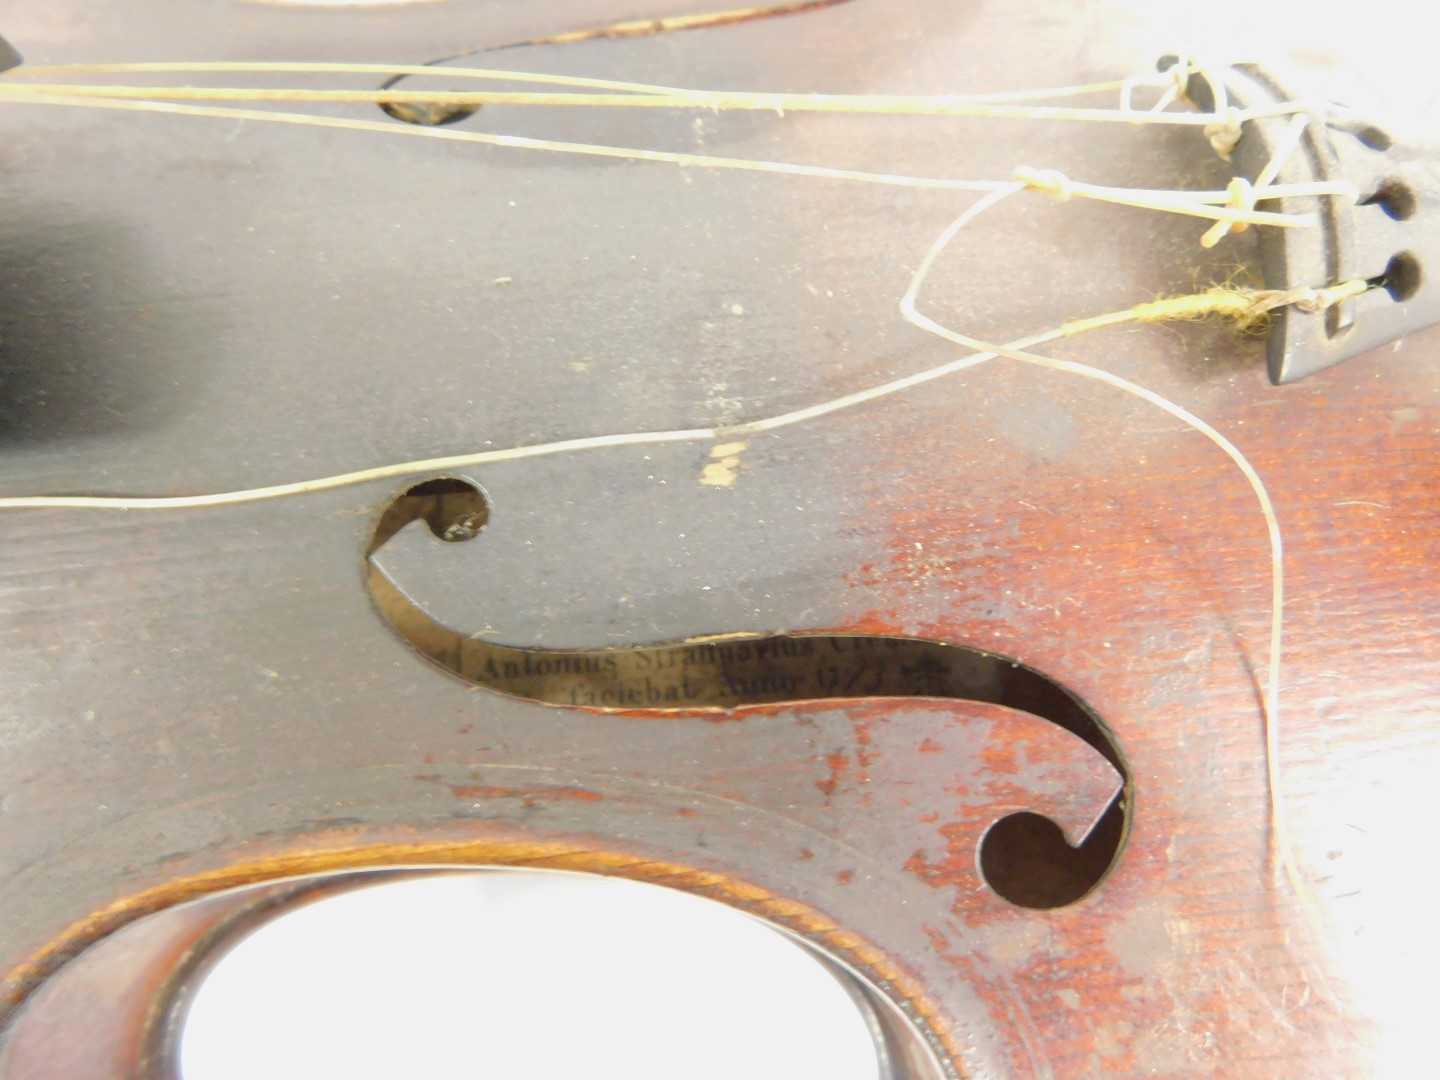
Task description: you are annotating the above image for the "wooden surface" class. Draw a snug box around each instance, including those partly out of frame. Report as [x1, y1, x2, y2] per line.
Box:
[0, 1, 1435, 1076]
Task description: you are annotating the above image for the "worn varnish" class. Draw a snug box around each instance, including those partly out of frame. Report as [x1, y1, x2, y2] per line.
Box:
[0, 1, 1435, 1076]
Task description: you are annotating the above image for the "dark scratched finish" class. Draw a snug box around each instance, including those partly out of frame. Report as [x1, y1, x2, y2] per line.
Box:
[0, 1, 1434, 1078]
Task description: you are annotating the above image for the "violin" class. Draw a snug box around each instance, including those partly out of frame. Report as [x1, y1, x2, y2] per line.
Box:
[0, 1, 1432, 1076]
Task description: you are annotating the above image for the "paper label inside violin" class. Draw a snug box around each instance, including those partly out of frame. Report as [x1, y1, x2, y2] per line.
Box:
[366, 559, 1120, 803]
[462, 634, 975, 710]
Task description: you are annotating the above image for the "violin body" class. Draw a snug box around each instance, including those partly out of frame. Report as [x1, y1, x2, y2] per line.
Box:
[0, 2, 1433, 1076]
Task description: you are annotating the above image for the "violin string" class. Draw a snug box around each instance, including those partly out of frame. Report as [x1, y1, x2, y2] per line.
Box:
[2, 62, 1321, 126]
[0, 285, 1331, 511]
[0, 59, 1195, 108]
[0, 56, 1350, 934]
[9, 61, 703, 99]
[0, 80, 1299, 126]
[0, 90, 1350, 228]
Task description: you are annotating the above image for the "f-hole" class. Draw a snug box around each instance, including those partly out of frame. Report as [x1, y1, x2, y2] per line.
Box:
[366, 478, 1130, 909]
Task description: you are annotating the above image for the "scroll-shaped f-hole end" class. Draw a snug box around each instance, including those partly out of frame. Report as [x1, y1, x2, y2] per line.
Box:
[979, 797, 1128, 909]
[368, 477, 489, 556]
